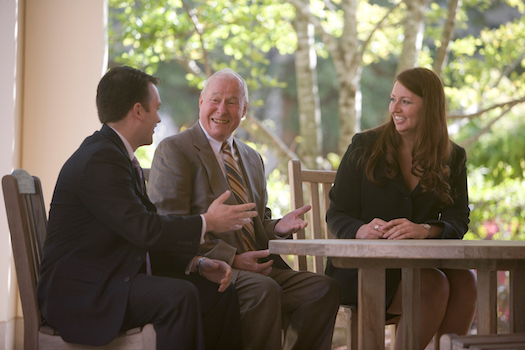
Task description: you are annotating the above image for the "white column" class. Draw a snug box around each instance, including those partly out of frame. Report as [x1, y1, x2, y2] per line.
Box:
[22, 0, 108, 203]
[0, 0, 25, 348]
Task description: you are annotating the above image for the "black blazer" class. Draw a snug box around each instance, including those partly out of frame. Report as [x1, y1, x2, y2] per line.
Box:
[326, 130, 470, 240]
[37, 125, 202, 346]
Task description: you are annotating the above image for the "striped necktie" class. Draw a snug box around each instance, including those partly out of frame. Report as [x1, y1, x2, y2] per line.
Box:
[221, 141, 257, 251]
[132, 157, 152, 275]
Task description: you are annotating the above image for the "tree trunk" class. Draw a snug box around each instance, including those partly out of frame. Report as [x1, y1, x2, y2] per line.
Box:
[337, 70, 361, 154]
[240, 114, 299, 174]
[337, 0, 360, 154]
[293, 0, 322, 169]
[284, 0, 370, 155]
[396, 0, 427, 75]
[433, 0, 461, 75]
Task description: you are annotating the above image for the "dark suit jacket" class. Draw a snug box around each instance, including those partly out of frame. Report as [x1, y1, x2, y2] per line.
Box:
[37, 125, 202, 346]
[326, 130, 470, 240]
[148, 122, 289, 281]
[325, 130, 470, 308]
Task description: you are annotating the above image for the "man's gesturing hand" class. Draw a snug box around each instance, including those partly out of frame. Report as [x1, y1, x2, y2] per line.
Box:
[232, 249, 273, 276]
[275, 205, 311, 237]
[204, 191, 257, 233]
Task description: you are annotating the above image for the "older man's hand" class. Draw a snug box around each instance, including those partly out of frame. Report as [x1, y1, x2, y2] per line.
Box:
[233, 250, 274, 276]
[274, 205, 311, 237]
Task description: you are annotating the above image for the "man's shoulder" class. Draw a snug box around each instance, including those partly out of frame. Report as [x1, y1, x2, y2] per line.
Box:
[75, 130, 123, 160]
[233, 138, 264, 172]
[158, 123, 200, 148]
[163, 128, 194, 144]
[234, 137, 258, 155]
[56, 131, 128, 190]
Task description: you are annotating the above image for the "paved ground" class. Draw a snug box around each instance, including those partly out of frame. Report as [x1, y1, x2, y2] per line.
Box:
[331, 327, 435, 349]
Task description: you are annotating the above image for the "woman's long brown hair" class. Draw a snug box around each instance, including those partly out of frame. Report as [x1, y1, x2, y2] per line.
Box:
[362, 67, 454, 207]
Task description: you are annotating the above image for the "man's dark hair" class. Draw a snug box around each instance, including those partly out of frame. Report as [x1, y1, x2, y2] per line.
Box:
[96, 66, 160, 124]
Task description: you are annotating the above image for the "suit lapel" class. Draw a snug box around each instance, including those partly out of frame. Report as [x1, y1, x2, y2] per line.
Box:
[191, 124, 236, 205]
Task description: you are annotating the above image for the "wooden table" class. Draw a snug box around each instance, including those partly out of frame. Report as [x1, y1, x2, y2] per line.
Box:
[269, 239, 525, 350]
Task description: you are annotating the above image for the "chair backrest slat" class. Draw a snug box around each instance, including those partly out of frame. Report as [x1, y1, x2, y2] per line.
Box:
[3, 169, 47, 347]
[288, 160, 336, 273]
[30, 177, 47, 268]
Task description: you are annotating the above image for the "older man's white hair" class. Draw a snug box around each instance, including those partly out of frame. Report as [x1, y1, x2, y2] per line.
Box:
[201, 68, 249, 105]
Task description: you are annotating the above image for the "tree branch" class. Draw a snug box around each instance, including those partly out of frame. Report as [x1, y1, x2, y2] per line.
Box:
[459, 105, 513, 148]
[433, 0, 460, 75]
[181, 0, 212, 77]
[448, 96, 525, 120]
[355, 1, 401, 68]
[240, 113, 299, 165]
[494, 51, 525, 88]
[173, 57, 205, 77]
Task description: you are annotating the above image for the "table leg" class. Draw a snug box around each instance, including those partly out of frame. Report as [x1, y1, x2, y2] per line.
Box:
[402, 268, 420, 350]
[358, 267, 385, 350]
[476, 269, 497, 334]
[509, 268, 525, 333]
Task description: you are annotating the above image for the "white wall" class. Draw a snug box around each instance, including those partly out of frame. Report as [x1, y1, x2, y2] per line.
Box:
[0, 0, 107, 348]
[22, 0, 107, 203]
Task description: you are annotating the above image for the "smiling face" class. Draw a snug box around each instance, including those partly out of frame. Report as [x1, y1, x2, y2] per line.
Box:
[199, 74, 247, 142]
[389, 81, 424, 139]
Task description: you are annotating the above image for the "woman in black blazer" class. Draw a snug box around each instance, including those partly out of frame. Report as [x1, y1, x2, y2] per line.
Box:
[326, 67, 477, 350]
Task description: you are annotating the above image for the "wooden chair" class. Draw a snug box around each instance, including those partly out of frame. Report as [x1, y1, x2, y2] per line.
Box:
[288, 159, 398, 350]
[2, 169, 156, 349]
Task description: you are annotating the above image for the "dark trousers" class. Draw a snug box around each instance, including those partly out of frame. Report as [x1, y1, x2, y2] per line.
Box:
[122, 273, 243, 350]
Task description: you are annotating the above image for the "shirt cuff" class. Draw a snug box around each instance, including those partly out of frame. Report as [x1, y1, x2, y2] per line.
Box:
[200, 214, 206, 244]
[185, 216, 207, 275]
[185, 255, 200, 275]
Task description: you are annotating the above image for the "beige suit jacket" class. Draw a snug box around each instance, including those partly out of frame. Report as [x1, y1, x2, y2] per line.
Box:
[148, 122, 290, 280]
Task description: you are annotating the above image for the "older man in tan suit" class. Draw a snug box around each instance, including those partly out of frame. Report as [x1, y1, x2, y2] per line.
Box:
[148, 68, 340, 350]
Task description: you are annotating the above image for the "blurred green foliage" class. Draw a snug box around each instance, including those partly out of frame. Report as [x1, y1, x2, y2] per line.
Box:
[115, 0, 525, 241]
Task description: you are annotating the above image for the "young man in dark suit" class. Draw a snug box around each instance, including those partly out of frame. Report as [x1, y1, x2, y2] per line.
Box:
[37, 66, 255, 349]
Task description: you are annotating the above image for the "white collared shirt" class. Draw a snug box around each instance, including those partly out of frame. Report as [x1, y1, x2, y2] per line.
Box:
[198, 120, 237, 178]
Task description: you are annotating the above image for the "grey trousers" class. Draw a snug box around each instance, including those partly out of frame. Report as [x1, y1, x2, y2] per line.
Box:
[233, 267, 340, 350]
